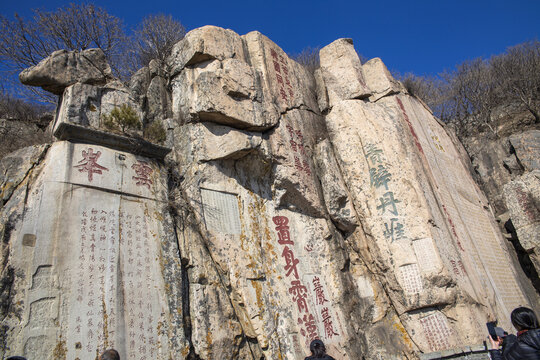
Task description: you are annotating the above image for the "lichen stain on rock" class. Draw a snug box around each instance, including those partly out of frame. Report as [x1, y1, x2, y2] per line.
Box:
[392, 315, 413, 350]
[52, 337, 67, 360]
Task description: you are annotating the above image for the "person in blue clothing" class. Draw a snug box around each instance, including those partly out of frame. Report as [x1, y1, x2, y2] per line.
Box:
[489, 307, 540, 360]
[304, 339, 336, 360]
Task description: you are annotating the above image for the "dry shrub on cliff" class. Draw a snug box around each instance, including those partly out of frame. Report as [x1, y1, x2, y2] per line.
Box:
[0, 4, 126, 74]
[491, 41, 540, 123]
[0, 90, 49, 123]
[132, 14, 186, 68]
[0, 5, 186, 103]
[400, 40, 540, 138]
[0, 3, 126, 103]
[290, 46, 321, 73]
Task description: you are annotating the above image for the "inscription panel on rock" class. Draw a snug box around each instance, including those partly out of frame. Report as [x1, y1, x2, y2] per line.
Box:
[201, 188, 242, 234]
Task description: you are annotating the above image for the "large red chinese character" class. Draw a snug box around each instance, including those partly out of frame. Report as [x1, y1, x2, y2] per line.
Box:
[289, 280, 309, 313]
[273, 216, 293, 245]
[277, 228, 293, 245]
[273, 216, 289, 227]
[273, 60, 281, 73]
[74, 148, 108, 182]
[282, 246, 299, 279]
[298, 313, 318, 345]
[131, 160, 153, 189]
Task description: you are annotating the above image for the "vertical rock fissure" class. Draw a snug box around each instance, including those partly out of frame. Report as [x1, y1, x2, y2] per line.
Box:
[166, 164, 201, 360]
[174, 173, 262, 359]
[504, 219, 540, 293]
[1, 145, 49, 208]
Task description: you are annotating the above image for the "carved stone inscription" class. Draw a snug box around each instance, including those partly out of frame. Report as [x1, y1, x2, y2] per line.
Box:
[399, 264, 423, 294]
[201, 188, 241, 234]
[68, 203, 165, 360]
[304, 274, 342, 344]
[419, 312, 452, 351]
[71, 206, 119, 355]
[413, 238, 440, 273]
[120, 207, 161, 360]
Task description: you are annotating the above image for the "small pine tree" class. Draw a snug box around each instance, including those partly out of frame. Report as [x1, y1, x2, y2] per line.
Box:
[144, 120, 167, 143]
[102, 104, 141, 132]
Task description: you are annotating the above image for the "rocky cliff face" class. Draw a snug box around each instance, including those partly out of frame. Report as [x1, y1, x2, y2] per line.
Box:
[457, 108, 540, 294]
[1, 26, 538, 360]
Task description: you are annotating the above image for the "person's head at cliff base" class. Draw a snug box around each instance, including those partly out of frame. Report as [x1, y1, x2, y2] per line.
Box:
[511, 306, 539, 331]
[100, 349, 120, 360]
[311, 339, 327, 356]
[305, 339, 336, 359]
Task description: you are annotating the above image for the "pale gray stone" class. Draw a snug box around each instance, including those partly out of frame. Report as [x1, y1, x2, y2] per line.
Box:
[169, 25, 246, 77]
[509, 130, 540, 171]
[363, 57, 405, 101]
[19, 48, 112, 95]
[314, 68, 329, 113]
[314, 139, 357, 231]
[503, 171, 540, 272]
[129, 66, 151, 104]
[319, 38, 371, 107]
[175, 122, 263, 162]
[146, 75, 170, 122]
[171, 57, 278, 130]
[243, 31, 320, 114]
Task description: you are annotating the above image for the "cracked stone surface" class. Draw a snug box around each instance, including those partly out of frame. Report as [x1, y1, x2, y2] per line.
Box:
[2, 25, 539, 360]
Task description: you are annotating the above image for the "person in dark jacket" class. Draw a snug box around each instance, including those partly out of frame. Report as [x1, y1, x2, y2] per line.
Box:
[100, 349, 120, 360]
[304, 339, 336, 360]
[489, 307, 540, 360]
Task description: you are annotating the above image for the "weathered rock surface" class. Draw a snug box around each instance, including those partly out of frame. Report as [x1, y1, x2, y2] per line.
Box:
[461, 115, 540, 281]
[319, 38, 370, 107]
[2, 25, 539, 360]
[362, 57, 405, 101]
[504, 171, 540, 274]
[509, 130, 540, 172]
[19, 49, 112, 94]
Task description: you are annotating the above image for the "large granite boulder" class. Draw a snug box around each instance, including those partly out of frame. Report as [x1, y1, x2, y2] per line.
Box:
[19, 48, 113, 95]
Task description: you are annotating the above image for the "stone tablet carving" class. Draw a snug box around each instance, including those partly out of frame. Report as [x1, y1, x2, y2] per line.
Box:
[200, 188, 242, 234]
[420, 312, 452, 351]
[413, 238, 440, 273]
[399, 263, 423, 294]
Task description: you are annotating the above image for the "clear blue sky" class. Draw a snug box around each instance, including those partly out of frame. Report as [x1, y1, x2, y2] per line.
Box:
[2, 0, 540, 76]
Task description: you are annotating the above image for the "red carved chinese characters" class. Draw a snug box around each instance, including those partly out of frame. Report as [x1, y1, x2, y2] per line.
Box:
[131, 160, 153, 189]
[286, 124, 312, 176]
[282, 247, 300, 279]
[270, 48, 294, 104]
[273, 216, 293, 245]
[289, 280, 309, 313]
[298, 313, 318, 345]
[442, 204, 465, 252]
[74, 148, 109, 182]
[272, 215, 320, 346]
